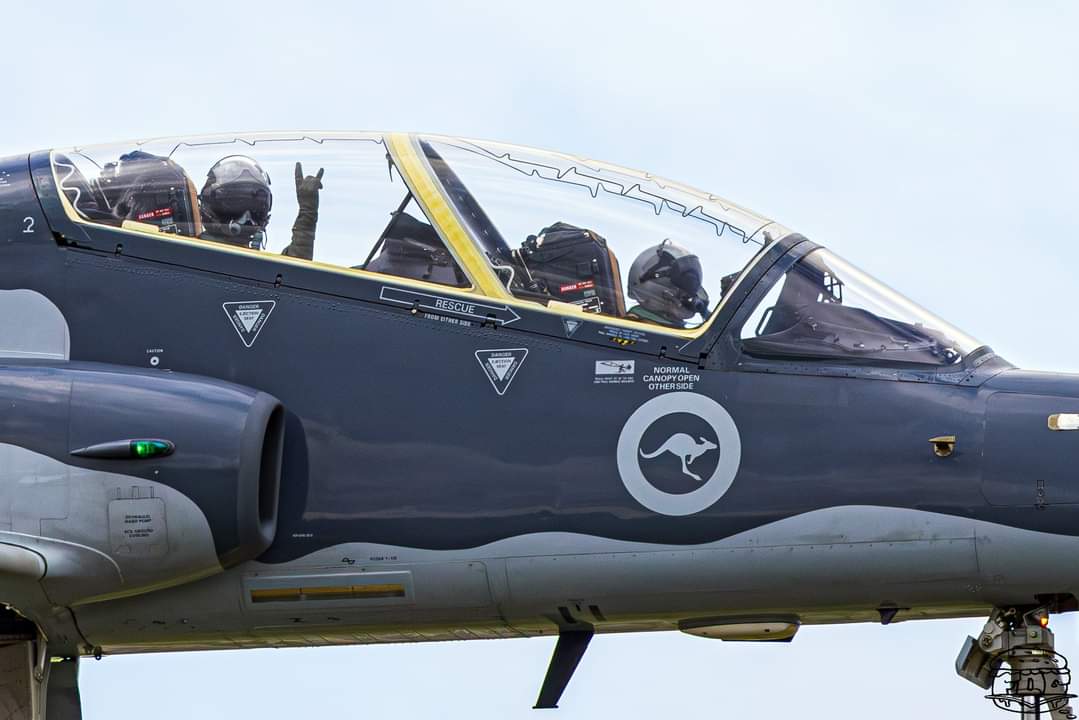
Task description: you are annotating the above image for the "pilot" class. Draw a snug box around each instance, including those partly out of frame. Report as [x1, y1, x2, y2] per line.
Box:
[199, 156, 324, 260]
[626, 240, 710, 328]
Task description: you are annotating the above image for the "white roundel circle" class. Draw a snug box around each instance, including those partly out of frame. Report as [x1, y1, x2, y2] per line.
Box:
[617, 391, 741, 516]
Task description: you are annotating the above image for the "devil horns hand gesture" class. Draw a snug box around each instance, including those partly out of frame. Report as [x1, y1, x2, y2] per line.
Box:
[295, 162, 325, 213]
[283, 163, 324, 261]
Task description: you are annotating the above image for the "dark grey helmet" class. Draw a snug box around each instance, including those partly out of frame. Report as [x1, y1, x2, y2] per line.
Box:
[627, 240, 710, 324]
[199, 155, 272, 248]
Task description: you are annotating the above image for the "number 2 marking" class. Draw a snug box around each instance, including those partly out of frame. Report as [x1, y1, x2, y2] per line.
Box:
[22, 217, 34, 234]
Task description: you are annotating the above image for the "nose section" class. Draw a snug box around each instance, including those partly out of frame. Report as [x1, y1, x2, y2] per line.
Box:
[982, 370, 1079, 507]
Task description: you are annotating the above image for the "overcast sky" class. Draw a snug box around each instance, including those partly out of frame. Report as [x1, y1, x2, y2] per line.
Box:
[5, 2, 1079, 718]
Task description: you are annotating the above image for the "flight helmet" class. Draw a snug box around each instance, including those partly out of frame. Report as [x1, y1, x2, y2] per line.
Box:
[199, 156, 272, 248]
[627, 240, 710, 324]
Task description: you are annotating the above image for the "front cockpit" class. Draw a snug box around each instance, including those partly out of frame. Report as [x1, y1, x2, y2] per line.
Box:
[47, 131, 984, 368]
[416, 134, 783, 332]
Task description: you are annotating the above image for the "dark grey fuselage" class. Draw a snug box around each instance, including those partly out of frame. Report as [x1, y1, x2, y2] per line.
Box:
[2, 147, 1078, 660]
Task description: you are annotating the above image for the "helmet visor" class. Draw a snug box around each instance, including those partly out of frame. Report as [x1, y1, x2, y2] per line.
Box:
[651, 247, 703, 294]
[208, 156, 271, 187]
[667, 254, 703, 293]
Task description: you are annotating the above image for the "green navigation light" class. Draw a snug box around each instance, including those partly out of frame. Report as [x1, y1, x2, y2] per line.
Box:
[130, 440, 173, 458]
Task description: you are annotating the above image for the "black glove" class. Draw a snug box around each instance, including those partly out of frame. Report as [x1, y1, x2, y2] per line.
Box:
[295, 162, 324, 212]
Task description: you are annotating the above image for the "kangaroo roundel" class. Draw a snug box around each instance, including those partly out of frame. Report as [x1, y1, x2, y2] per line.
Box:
[617, 392, 741, 516]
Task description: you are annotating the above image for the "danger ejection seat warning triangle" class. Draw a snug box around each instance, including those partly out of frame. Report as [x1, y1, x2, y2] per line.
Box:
[223, 301, 276, 348]
[474, 348, 528, 395]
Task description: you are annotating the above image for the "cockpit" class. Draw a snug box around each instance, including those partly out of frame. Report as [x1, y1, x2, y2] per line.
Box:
[417, 135, 779, 331]
[48, 131, 982, 367]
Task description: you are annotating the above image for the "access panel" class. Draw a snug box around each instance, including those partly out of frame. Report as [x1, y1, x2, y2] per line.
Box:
[982, 392, 1079, 506]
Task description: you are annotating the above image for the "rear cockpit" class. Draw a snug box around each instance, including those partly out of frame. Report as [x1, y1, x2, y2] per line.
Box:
[53, 133, 471, 285]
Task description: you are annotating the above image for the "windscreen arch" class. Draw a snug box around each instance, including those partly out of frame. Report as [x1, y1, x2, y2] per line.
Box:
[738, 248, 982, 367]
[50, 133, 471, 289]
[419, 135, 788, 335]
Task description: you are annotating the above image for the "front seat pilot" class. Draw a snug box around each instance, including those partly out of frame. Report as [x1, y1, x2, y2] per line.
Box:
[626, 240, 710, 328]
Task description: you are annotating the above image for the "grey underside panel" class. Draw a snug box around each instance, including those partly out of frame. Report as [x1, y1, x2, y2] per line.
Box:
[74, 505, 1079, 653]
[0, 291, 68, 361]
[249, 504, 1072, 571]
[0, 443, 220, 606]
[241, 505, 1079, 618]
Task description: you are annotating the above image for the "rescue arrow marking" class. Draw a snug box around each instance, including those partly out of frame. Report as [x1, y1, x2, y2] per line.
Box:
[379, 286, 521, 325]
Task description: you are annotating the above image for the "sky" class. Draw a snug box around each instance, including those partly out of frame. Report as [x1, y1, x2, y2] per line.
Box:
[5, 1, 1079, 718]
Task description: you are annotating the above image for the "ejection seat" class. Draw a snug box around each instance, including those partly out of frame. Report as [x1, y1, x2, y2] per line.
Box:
[56, 151, 203, 238]
[362, 208, 469, 287]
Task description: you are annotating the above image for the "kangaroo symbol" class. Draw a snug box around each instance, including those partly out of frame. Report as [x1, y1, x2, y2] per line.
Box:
[639, 434, 718, 483]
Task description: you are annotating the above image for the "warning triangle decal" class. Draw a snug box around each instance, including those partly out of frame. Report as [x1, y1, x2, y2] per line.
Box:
[475, 348, 528, 396]
[223, 301, 276, 348]
[563, 318, 582, 337]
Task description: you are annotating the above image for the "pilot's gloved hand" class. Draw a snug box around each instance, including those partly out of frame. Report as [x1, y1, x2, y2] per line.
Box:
[295, 162, 324, 212]
[284, 163, 324, 261]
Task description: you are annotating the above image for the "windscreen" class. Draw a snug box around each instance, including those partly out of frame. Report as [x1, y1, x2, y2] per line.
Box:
[740, 249, 982, 366]
[421, 135, 787, 331]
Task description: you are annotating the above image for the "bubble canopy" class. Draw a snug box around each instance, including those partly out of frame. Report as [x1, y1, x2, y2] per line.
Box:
[47, 132, 982, 365]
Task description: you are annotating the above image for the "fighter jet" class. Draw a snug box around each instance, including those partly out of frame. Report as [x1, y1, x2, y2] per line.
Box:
[0, 131, 1074, 719]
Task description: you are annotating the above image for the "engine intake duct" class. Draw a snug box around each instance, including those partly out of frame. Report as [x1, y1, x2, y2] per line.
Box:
[0, 361, 284, 571]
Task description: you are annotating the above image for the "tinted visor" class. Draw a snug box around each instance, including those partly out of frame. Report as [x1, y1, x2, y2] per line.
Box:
[655, 250, 703, 294]
[204, 182, 271, 225]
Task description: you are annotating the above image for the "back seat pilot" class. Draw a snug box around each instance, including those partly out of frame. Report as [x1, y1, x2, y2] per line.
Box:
[101, 151, 324, 260]
[198, 156, 324, 260]
[626, 240, 710, 328]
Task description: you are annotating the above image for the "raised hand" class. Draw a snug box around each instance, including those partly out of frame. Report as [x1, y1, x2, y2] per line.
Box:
[294, 162, 325, 212]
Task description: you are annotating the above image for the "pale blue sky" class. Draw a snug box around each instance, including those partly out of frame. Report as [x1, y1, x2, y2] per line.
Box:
[5, 1, 1079, 717]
